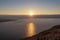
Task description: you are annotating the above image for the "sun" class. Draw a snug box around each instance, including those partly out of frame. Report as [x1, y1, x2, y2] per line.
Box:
[29, 11, 33, 16]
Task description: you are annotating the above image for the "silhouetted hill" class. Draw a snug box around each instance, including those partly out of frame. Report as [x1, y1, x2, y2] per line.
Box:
[51, 25, 60, 29]
[22, 25, 60, 40]
[34, 15, 60, 18]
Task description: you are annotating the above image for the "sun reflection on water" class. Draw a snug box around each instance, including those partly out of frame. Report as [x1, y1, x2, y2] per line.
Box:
[27, 22, 35, 37]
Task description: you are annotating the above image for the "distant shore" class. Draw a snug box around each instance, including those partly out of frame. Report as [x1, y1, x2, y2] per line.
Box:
[0, 19, 16, 22]
[0, 15, 60, 18]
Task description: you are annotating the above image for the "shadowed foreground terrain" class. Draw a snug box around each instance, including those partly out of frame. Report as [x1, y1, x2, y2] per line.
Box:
[22, 25, 60, 40]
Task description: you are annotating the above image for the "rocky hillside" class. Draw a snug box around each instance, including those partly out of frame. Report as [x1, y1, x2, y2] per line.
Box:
[21, 25, 60, 40]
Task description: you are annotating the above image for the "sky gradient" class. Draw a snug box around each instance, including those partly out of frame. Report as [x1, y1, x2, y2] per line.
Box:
[0, 0, 60, 15]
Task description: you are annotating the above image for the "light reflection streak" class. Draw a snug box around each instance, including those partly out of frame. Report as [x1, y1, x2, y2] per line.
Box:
[27, 22, 35, 37]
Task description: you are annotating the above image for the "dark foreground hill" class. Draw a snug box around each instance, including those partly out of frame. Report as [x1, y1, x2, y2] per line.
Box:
[21, 25, 60, 40]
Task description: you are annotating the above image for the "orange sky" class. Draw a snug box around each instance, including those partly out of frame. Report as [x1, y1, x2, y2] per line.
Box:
[0, 0, 60, 15]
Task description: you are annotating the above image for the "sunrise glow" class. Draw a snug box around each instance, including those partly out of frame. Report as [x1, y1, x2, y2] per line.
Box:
[29, 11, 33, 16]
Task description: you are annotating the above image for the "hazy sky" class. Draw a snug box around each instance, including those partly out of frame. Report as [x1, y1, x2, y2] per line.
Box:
[0, 0, 60, 15]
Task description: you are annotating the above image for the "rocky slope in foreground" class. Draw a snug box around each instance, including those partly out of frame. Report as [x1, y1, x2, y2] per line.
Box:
[21, 25, 60, 40]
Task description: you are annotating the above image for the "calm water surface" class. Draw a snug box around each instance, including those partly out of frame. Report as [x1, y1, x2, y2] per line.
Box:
[0, 18, 60, 39]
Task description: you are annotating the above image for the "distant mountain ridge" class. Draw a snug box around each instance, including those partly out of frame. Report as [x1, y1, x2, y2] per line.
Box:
[33, 15, 60, 18]
[0, 15, 60, 18]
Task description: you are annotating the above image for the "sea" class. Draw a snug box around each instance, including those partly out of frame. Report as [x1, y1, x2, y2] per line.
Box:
[0, 15, 60, 40]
